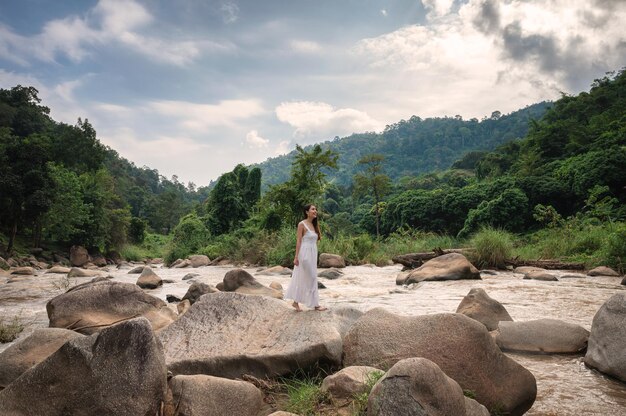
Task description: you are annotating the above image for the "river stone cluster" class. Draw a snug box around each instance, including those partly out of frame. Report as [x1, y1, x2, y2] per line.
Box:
[0, 252, 623, 415]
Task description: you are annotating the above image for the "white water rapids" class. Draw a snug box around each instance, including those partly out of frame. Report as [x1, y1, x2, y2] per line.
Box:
[1, 264, 625, 415]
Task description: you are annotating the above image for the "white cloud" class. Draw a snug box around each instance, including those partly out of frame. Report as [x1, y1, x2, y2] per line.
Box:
[351, 0, 626, 120]
[245, 130, 269, 148]
[276, 101, 384, 141]
[290, 40, 322, 54]
[148, 99, 265, 132]
[422, 0, 455, 18]
[275, 140, 290, 155]
[381, 9, 388, 17]
[0, 0, 230, 67]
[220, 2, 240, 24]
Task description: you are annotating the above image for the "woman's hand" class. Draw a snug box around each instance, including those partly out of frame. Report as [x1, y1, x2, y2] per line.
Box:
[294, 257, 299, 266]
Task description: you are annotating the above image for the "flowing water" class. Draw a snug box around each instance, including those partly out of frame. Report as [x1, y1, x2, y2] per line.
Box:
[1, 264, 625, 415]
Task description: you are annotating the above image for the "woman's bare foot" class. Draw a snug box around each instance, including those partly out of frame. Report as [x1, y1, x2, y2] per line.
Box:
[314, 306, 328, 311]
[292, 302, 302, 312]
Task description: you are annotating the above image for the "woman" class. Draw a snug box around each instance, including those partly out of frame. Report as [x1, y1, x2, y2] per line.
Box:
[285, 204, 327, 312]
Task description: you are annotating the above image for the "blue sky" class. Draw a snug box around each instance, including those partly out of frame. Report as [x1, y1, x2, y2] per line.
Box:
[1, 0, 624, 186]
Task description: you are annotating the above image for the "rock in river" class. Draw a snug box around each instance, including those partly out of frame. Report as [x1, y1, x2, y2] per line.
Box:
[158, 292, 362, 379]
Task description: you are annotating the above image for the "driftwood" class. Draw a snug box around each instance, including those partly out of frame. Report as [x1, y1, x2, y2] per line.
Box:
[504, 258, 585, 270]
[392, 248, 472, 269]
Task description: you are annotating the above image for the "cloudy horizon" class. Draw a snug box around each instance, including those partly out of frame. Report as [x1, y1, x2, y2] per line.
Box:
[1, 0, 624, 186]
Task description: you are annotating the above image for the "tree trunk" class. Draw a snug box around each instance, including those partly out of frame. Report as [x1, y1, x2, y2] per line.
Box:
[7, 220, 17, 253]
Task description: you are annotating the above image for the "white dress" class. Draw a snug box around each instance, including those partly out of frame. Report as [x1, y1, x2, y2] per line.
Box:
[285, 221, 319, 308]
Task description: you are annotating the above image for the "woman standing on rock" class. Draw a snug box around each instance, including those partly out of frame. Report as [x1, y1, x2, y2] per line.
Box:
[285, 204, 327, 312]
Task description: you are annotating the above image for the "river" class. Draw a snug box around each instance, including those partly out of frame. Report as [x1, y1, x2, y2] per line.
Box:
[1, 264, 625, 415]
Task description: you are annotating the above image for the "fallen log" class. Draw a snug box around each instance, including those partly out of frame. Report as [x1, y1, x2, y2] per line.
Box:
[504, 258, 585, 270]
[392, 248, 472, 269]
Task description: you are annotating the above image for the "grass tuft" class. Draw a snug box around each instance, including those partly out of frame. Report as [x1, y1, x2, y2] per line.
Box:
[0, 316, 24, 343]
[468, 226, 514, 268]
[351, 370, 385, 416]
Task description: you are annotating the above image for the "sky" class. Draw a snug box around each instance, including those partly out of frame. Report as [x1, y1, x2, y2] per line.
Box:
[0, 0, 624, 187]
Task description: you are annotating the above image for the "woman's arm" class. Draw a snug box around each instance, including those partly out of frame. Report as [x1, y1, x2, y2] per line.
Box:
[293, 222, 304, 266]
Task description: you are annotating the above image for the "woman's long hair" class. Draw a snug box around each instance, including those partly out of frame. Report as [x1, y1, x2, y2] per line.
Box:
[303, 204, 321, 240]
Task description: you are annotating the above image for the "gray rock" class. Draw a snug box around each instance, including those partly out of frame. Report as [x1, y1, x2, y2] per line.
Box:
[222, 268, 282, 299]
[188, 254, 210, 268]
[456, 288, 513, 331]
[514, 266, 546, 274]
[343, 309, 536, 416]
[47, 280, 176, 334]
[182, 281, 218, 304]
[69, 245, 90, 267]
[137, 267, 163, 289]
[318, 268, 343, 279]
[173, 259, 191, 268]
[321, 366, 383, 402]
[587, 266, 620, 277]
[584, 293, 626, 381]
[319, 253, 346, 268]
[182, 272, 200, 280]
[68, 267, 100, 278]
[128, 266, 145, 274]
[496, 319, 589, 353]
[0, 318, 167, 416]
[367, 357, 489, 416]
[45, 266, 71, 274]
[158, 292, 362, 379]
[164, 374, 263, 416]
[402, 253, 481, 284]
[0, 328, 84, 388]
[10, 267, 36, 275]
[523, 271, 558, 281]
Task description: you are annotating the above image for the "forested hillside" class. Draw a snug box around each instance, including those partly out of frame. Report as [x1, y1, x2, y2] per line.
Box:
[257, 102, 549, 188]
[0, 86, 205, 253]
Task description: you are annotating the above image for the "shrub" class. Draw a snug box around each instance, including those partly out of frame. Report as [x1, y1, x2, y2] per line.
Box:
[468, 226, 514, 268]
[0, 316, 24, 343]
[165, 213, 209, 264]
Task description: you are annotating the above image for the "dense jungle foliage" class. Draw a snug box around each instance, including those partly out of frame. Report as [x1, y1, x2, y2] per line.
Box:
[1, 69, 624, 270]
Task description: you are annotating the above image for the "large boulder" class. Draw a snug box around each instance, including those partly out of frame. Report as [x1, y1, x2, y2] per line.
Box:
[495, 319, 589, 353]
[321, 366, 383, 402]
[0, 318, 167, 415]
[456, 288, 513, 331]
[47, 280, 176, 334]
[584, 293, 626, 381]
[163, 374, 264, 416]
[401, 253, 481, 285]
[343, 309, 536, 416]
[0, 328, 84, 388]
[587, 266, 620, 277]
[319, 253, 346, 268]
[158, 292, 362, 379]
[182, 281, 218, 304]
[367, 357, 489, 416]
[69, 245, 90, 267]
[188, 254, 210, 268]
[137, 267, 163, 289]
[222, 268, 282, 299]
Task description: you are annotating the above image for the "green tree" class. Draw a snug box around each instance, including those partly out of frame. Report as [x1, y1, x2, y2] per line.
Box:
[353, 154, 392, 237]
[42, 164, 89, 243]
[266, 144, 338, 226]
[243, 167, 262, 206]
[206, 172, 246, 235]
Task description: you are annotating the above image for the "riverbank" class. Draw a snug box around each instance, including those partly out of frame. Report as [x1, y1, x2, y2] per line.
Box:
[1, 264, 625, 414]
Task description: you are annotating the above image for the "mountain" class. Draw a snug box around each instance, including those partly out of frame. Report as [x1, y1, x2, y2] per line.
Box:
[256, 102, 550, 189]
